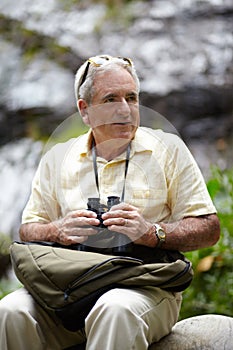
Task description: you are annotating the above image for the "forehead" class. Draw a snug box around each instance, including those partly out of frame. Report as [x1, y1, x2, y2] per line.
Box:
[93, 67, 137, 96]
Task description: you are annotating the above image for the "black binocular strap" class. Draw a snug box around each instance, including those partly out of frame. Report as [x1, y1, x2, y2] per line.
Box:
[91, 141, 131, 202]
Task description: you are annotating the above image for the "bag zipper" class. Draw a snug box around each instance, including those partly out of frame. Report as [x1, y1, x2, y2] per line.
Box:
[157, 260, 192, 288]
[64, 256, 143, 301]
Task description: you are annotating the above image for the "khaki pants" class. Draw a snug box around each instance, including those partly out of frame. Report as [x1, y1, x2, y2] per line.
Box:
[0, 287, 182, 350]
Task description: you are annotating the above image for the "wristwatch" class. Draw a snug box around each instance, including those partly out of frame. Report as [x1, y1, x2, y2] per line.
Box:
[154, 224, 166, 248]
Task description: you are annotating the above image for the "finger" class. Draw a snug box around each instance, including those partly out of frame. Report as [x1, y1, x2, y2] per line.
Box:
[103, 217, 129, 228]
[65, 216, 100, 228]
[102, 217, 122, 227]
[108, 202, 138, 212]
[67, 235, 88, 243]
[102, 210, 135, 221]
[65, 227, 98, 237]
[69, 210, 97, 219]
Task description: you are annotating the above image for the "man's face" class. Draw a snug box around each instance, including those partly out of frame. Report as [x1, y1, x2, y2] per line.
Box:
[84, 67, 140, 146]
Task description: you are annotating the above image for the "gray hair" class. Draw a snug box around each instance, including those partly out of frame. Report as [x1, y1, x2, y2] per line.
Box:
[74, 55, 140, 104]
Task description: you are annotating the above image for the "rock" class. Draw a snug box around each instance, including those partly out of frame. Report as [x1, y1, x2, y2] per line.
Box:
[0, 0, 232, 235]
[149, 314, 233, 350]
[0, 138, 43, 238]
[0, 0, 232, 140]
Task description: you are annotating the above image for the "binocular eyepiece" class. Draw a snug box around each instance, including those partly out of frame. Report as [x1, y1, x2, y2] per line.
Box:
[87, 196, 120, 228]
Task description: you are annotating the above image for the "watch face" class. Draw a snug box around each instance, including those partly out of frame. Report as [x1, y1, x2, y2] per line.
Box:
[154, 224, 166, 247]
[159, 234, 165, 241]
[158, 230, 166, 240]
[156, 226, 166, 241]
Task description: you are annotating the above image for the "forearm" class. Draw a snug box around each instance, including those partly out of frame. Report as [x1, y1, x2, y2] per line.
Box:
[159, 214, 220, 252]
[19, 222, 59, 242]
[102, 203, 220, 252]
[19, 210, 100, 245]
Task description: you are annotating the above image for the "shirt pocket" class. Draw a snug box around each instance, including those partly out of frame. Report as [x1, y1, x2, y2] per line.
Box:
[129, 188, 168, 219]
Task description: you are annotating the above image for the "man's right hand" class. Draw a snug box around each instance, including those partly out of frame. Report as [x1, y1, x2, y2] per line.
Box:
[19, 210, 101, 246]
[55, 209, 100, 245]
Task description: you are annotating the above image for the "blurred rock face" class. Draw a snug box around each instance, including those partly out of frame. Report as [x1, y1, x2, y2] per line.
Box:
[0, 0, 232, 141]
[0, 0, 232, 239]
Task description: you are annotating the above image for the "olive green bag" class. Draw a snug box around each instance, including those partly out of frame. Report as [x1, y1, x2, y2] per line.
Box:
[10, 241, 193, 332]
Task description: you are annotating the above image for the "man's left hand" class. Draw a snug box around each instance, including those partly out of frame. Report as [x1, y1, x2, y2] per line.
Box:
[101, 202, 157, 247]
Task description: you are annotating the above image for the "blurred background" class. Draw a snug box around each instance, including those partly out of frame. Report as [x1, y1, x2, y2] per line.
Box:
[0, 0, 233, 318]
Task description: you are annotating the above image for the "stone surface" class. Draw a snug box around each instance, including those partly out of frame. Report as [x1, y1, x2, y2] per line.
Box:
[0, 0, 232, 142]
[149, 314, 233, 350]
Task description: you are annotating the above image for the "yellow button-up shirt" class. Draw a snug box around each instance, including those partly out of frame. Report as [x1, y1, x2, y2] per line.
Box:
[22, 127, 216, 224]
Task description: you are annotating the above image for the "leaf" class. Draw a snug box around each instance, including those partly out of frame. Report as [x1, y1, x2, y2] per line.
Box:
[207, 178, 221, 198]
[196, 256, 215, 272]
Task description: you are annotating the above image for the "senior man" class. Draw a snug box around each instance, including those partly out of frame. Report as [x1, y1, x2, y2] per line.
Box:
[0, 55, 220, 350]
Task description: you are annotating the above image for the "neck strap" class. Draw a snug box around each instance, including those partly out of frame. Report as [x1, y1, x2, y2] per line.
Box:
[91, 142, 131, 202]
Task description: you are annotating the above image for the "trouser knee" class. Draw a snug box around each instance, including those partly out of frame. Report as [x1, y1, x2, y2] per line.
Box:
[86, 289, 140, 329]
[0, 304, 26, 331]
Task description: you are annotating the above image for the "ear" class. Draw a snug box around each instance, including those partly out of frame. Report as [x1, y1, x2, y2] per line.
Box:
[77, 99, 90, 125]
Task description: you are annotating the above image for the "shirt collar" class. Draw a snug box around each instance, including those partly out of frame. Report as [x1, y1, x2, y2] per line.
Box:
[79, 129, 93, 157]
[131, 127, 154, 155]
[78, 127, 154, 159]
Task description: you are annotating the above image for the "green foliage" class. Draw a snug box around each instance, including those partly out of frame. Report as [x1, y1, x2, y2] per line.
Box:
[0, 232, 11, 256]
[0, 232, 11, 278]
[180, 166, 233, 319]
[0, 233, 19, 298]
[47, 117, 89, 146]
[0, 278, 22, 300]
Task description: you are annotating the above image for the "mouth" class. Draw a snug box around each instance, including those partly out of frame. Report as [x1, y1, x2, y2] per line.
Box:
[112, 122, 132, 126]
[111, 123, 133, 131]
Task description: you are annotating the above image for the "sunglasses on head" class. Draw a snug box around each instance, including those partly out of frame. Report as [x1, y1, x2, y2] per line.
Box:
[79, 56, 132, 90]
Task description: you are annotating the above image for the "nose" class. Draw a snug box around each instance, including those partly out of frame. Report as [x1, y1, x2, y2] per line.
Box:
[116, 98, 131, 116]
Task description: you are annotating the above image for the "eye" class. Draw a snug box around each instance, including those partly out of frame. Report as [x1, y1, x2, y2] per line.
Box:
[104, 97, 116, 103]
[126, 94, 138, 103]
[103, 94, 117, 103]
